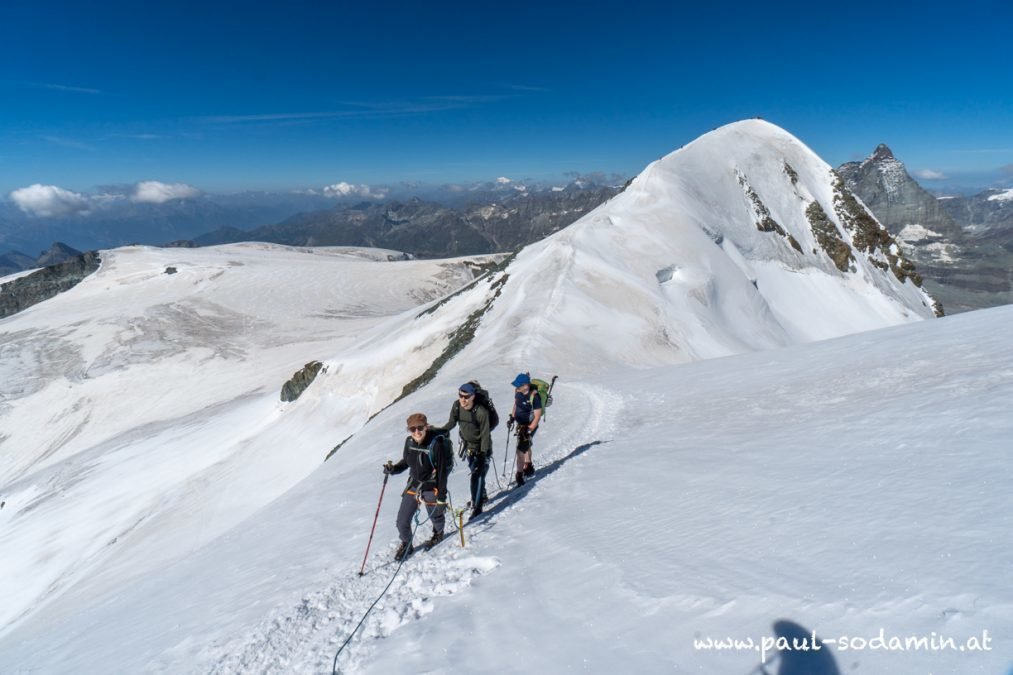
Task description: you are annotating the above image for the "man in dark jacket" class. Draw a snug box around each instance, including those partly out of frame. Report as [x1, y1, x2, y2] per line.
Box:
[435, 382, 491, 518]
[384, 412, 451, 560]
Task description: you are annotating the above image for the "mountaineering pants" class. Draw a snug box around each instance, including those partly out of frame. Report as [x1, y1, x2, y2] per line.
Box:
[467, 452, 489, 509]
[515, 426, 538, 474]
[396, 489, 445, 543]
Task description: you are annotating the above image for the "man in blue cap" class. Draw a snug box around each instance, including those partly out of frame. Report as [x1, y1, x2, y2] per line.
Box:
[510, 372, 543, 486]
[435, 382, 492, 517]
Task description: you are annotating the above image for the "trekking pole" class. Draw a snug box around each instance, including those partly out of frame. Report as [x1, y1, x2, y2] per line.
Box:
[358, 473, 389, 577]
[501, 420, 514, 479]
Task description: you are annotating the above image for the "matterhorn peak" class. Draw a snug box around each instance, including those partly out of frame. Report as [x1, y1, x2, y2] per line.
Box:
[870, 143, 896, 162]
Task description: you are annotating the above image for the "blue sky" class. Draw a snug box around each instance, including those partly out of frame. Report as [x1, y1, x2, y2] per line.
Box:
[2, 0, 1012, 195]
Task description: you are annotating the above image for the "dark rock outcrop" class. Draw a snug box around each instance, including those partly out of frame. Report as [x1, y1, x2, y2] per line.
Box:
[830, 173, 923, 287]
[281, 361, 324, 402]
[737, 170, 802, 252]
[0, 251, 101, 320]
[806, 201, 853, 273]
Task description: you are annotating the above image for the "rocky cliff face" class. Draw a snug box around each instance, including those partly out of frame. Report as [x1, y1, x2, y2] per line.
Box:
[0, 251, 101, 320]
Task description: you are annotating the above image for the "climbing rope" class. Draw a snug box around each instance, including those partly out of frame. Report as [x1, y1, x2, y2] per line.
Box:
[330, 498, 435, 674]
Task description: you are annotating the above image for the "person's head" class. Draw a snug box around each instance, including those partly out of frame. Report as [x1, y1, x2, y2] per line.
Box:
[458, 382, 476, 410]
[406, 412, 428, 439]
[511, 372, 530, 393]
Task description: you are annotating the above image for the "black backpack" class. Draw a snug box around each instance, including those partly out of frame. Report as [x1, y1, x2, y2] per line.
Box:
[428, 434, 454, 475]
[466, 380, 499, 431]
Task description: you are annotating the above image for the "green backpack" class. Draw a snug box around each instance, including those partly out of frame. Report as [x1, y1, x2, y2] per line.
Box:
[529, 375, 556, 419]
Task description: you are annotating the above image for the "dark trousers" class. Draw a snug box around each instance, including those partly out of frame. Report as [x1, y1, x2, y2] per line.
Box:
[515, 425, 537, 451]
[467, 452, 489, 509]
[515, 426, 538, 474]
[396, 489, 445, 543]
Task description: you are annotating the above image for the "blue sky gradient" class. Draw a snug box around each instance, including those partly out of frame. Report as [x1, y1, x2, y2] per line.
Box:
[2, 0, 1011, 194]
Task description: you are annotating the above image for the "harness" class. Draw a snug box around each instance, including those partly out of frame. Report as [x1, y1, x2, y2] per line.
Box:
[403, 436, 444, 495]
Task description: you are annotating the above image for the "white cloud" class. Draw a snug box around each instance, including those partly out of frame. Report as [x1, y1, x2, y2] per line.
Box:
[132, 181, 201, 203]
[914, 169, 947, 180]
[321, 182, 388, 199]
[496, 176, 512, 184]
[9, 184, 92, 217]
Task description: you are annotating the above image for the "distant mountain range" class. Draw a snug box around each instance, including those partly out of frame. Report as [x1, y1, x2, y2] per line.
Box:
[837, 146, 1013, 312]
[0, 179, 623, 271]
[0, 192, 333, 260]
[0, 242, 86, 277]
[190, 184, 624, 257]
[5, 146, 1011, 315]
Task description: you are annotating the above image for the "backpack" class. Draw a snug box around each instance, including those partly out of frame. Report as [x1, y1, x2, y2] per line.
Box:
[530, 376, 555, 418]
[466, 380, 499, 431]
[428, 434, 454, 475]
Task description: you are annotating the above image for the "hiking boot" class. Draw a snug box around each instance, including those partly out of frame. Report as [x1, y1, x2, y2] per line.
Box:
[470, 504, 483, 518]
[424, 530, 444, 550]
[394, 540, 414, 560]
[523, 463, 535, 477]
[515, 471, 525, 486]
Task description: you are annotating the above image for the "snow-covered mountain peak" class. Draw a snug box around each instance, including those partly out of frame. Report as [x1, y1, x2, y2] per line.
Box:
[456, 120, 938, 376]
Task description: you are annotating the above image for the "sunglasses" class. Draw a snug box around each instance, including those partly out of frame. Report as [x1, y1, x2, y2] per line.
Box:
[458, 393, 474, 399]
[407, 425, 426, 433]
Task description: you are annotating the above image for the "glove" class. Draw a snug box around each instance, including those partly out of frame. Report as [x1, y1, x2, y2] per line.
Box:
[383, 461, 393, 474]
[508, 415, 516, 427]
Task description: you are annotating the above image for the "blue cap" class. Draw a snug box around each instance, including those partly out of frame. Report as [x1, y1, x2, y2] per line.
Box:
[511, 373, 530, 387]
[459, 382, 477, 395]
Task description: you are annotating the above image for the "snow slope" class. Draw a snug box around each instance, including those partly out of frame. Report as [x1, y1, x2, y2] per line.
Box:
[3, 121, 1003, 674]
[0, 243, 494, 633]
[2, 304, 1009, 674]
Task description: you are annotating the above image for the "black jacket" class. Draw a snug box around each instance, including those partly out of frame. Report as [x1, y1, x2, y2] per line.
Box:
[388, 430, 451, 497]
